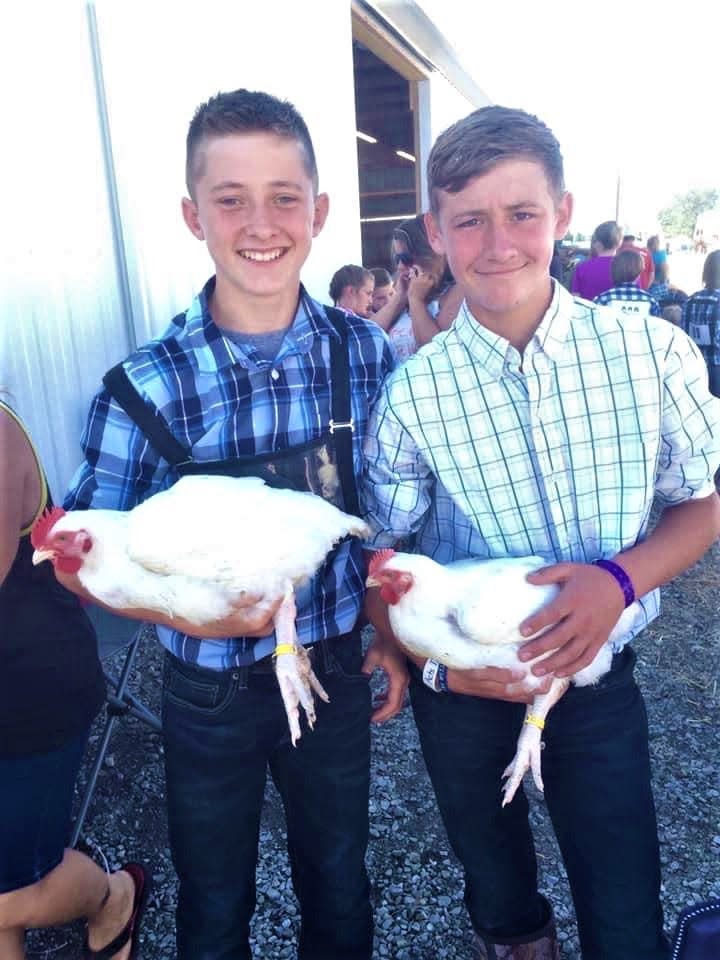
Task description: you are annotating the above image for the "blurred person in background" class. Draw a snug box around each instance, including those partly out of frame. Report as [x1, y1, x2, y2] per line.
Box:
[648, 261, 688, 311]
[595, 249, 662, 319]
[682, 250, 720, 397]
[328, 264, 375, 318]
[371, 214, 463, 362]
[368, 267, 394, 314]
[0, 396, 150, 960]
[647, 235, 668, 276]
[571, 220, 622, 300]
[620, 233, 655, 289]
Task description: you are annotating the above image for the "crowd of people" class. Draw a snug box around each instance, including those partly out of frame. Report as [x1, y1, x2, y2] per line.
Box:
[560, 219, 720, 396]
[2, 87, 719, 960]
[328, 213, 464, 362]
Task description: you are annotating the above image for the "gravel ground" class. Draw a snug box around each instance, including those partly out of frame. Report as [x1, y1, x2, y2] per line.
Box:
[28, 537, 719, 959]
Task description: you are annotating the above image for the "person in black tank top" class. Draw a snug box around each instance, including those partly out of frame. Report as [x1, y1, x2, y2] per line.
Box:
[0, 401, 150, 960]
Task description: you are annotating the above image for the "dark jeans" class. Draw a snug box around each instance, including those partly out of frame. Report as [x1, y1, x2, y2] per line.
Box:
[410, 646, 669, 960]
[162, 631, 373, 960]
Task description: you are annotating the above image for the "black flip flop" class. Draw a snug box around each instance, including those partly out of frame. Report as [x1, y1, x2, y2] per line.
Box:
[82, 862, 152, 960]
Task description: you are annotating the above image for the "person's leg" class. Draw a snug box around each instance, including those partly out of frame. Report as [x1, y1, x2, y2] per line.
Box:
[408, 665, 548, 942]
[162, 655, 270, 960]
[542, 647, 669, 960]
[0, 928, 24, 960]
[0, 732, 135, 959]
[269, 633, 373, 960]
[0, 852, 135, 957]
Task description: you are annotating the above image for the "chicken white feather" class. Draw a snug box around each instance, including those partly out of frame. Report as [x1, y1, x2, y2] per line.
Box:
[367, 550, 639, 804]
[32, 475, 370, 744]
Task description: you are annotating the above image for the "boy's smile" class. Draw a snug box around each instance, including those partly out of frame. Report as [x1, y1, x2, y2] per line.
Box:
[426, 159, 572, 348]
[182, 132, 328, 328]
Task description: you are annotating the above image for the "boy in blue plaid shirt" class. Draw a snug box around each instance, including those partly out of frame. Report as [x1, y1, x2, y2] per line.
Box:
[362, 106, 720, 959]
[62, 89, 395, 960]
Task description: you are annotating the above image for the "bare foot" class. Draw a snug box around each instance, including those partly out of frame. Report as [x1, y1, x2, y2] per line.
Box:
[86, 869, 136, 959]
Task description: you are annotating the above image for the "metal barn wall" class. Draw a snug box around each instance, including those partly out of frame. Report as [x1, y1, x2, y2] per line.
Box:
[1, 0, 479, 499]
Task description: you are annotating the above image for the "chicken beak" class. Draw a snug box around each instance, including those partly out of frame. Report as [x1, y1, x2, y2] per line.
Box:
[365, 575, 380, 588]
[32, 548, 56, 566]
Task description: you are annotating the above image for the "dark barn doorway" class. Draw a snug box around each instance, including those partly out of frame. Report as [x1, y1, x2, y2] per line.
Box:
[352, 39, 420, 270]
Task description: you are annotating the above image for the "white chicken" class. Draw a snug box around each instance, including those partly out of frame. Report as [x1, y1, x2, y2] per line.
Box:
[366, 549, 639, 805]
[31, 475, 369, 744]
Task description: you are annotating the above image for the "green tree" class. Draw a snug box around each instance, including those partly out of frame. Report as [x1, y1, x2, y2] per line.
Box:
[658, 188, 719, 238]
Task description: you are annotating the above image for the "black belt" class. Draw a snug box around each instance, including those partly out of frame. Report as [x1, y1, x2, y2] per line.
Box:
[248, 629, 359, 675]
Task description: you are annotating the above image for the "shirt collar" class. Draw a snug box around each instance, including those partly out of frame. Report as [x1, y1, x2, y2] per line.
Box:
[183, 278, 340, 374]
[452, 280, 574, 378]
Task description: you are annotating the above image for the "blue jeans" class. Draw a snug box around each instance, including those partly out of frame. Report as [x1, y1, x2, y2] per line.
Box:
[0, 729, 88, 893]
[410, 646, 669, 959]
[162, 631, 373, 960]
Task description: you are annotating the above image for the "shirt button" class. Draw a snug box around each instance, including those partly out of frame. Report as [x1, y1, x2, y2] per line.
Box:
[270, 369, 280, 381]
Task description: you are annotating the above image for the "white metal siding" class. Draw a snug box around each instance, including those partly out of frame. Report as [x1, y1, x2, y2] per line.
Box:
[1, 0, 478, 498]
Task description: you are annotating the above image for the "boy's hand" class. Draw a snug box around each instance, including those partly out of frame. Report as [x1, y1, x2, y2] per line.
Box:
[517, 562, 626, 678]
[362, 630, 410, 722]
[443, 664, 550, 703]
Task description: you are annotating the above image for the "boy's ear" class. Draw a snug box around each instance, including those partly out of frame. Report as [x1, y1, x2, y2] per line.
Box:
[424, 210, 446, 256]
[312, 193, 330, 237]
[554, 191, 573, 240]
[182, 197, 205, 241]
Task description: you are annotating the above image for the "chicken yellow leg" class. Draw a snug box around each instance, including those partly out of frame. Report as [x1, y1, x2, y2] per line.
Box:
[501, 677, 570, 806]
[272, 587, 330, 745]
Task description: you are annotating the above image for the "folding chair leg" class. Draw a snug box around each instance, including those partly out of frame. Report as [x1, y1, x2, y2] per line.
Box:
[71, 632, 160, 845]
[70, 711, 120, 847]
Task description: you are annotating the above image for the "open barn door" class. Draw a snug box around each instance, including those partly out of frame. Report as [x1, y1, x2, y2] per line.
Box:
[352, 6, 431, 270]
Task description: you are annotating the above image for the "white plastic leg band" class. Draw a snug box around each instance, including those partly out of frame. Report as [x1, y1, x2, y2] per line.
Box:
[422, 658, 441, 692]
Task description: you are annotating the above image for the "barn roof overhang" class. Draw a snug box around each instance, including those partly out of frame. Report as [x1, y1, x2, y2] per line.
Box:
[353, 0, 490, 108]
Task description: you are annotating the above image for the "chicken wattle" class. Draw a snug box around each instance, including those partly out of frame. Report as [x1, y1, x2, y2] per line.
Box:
[366, 549, 639, 805]
[31, 475, 370, 745]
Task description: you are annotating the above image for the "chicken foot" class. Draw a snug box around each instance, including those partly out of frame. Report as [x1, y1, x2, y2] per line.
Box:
[501, 676, 570, 806]
[272, 588, 330, 745]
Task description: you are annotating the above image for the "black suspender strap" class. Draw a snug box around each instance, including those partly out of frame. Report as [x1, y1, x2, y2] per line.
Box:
[324, 307, 360, 518]
[102, 363, 190, 467]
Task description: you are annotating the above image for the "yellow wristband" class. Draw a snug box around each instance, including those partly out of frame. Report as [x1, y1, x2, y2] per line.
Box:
[274, 643, 296, 657]
[524, 713, 545, 731]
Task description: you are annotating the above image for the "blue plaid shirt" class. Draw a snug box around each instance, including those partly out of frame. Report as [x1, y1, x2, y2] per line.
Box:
[361, 283, 720, 650]
[682, 288, 720, 368]
[594, 283, 662, 318]
[66, 280, 394, 669]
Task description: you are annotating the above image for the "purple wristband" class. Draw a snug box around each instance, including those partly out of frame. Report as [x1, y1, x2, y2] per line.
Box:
[592, 558, 636, 608]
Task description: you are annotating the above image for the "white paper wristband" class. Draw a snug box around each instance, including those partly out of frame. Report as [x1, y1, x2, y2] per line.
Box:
[422, 658, 441, 692]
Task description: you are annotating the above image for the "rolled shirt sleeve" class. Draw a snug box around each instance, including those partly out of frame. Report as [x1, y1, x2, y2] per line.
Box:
[655, 327, 720, 504]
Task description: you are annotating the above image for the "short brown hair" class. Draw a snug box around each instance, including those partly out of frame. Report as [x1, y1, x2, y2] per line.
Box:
[186, 89, 318, 198]
[328, 265, 373, 303]
[612, 250, 643, 285]
[428, 106, 564, 213]
[592, 221, 622, 253]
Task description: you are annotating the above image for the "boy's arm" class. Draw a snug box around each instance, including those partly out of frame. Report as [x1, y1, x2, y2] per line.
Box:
[517, 492, 720, 678]
[518, 329, 720, 678]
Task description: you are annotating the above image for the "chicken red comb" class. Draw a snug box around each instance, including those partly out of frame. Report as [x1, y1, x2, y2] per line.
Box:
[30, 506, 66, 549]
[368, 549, 396, 578]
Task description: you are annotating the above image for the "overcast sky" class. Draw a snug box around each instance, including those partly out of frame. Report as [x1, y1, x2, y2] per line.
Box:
[417, 0, 718, 236]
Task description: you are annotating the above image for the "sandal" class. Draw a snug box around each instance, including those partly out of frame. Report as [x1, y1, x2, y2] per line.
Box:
[82, 862, 152, 960]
